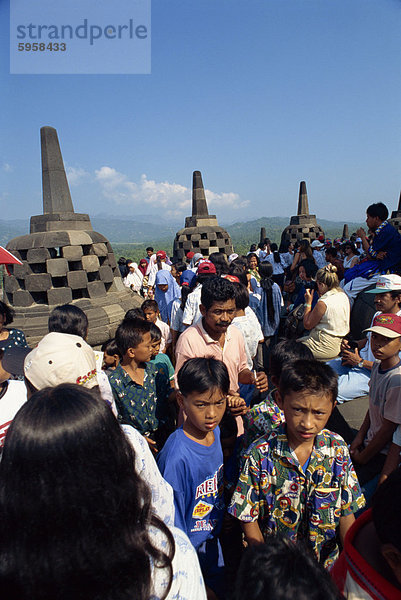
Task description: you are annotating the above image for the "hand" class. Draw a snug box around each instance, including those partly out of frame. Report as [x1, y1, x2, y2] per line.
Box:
[350, 435, 363, 456]
[341, 348, 361, 367]
[254, 371, 268, 393]
[227, 394, 248, 416]
[340, 338, 350, 353]
[304, 288, 313, 303]
[145, 436, 158, 455]
[356, 227, 366, 238]
[376, 250, 387, 260]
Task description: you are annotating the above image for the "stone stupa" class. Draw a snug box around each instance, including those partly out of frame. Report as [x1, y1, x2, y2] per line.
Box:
[342, 224, 349, 240]
[6, 126, 140, 346]
[280, 181, 324, 245]
[389, 192, 401, 234]
[173, 171, 233, 261]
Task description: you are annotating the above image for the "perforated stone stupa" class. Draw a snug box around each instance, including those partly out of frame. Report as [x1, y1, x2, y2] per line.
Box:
[173, 171, 233, 260]
[389, 192, 401, 234]
[6, 126, 140, 346]
[280, 181, 324, 245]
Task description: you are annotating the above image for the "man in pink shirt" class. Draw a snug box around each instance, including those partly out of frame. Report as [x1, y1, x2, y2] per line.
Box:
[175, 276, 268, 395]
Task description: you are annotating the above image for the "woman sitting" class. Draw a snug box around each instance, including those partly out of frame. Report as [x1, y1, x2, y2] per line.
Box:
[0, 384, 206, 600]
[290, 238, 315, 273]
[298, 264, 350, 361]
[0, 301, 27, 352]
[342, 241, 360, 271]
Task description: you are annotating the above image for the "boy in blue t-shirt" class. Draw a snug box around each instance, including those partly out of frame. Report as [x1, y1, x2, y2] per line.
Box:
[157, 357, 229, 599]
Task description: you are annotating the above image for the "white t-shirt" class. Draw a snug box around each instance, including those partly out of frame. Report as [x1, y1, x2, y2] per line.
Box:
[170, 298, 186, 333]
[123, 265, 143, 292]
[148, 263, 171, 288]
[232, 310, 264, 369]
[265, 253, 284, 275]
[0, 380, 27, 447]
[313, 249, 327, 269]
[150, 525, 206, 600]
[155, 318, 172, 352]
[121, 424, 175, 526]
[182, 284, 202, 326]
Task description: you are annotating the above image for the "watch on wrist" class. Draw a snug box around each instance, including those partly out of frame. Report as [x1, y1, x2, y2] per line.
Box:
[358, 359, 364, 368]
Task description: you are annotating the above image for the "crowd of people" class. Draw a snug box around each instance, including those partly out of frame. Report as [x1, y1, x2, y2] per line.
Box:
[0, 201, 401, 599]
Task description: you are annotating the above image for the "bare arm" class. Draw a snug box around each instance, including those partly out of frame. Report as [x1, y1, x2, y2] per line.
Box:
[339, 513, 355, 546]
[379, 442, 401, 484]
[356, 228, 370, 254]
[350, 410, 370, 454]
[303, 299, 327, 330]
[352, 419, 397, 465]
[241, 521, 264, 546]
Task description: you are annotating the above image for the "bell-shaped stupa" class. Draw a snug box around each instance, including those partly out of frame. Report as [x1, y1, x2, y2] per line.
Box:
[6, 126, 140, 346]
[280, 181, 324, 244]
[173, 171, 233, 260]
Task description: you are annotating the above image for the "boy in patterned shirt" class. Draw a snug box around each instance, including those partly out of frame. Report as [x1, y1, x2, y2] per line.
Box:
[229, 359, 365, 569]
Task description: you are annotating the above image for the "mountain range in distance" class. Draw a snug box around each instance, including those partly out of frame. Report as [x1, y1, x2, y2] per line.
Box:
[0, 215, 365, 247]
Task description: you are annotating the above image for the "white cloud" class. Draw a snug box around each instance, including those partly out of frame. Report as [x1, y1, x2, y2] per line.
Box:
[2, 163, 13, 172]
[66, 165, 90, 186]
[94, 166, 247, 217]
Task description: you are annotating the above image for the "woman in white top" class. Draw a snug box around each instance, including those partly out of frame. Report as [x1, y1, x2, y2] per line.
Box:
[343, 241, 359, 270]
[0, 384, 206, 600]
[298, 264, 350, 361]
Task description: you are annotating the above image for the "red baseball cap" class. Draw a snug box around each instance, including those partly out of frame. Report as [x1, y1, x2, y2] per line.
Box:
[186, 251, 195, 259]
[156, 250, 167, 259]
[364, 313, 401, 338]
[197, 260, 217, 275]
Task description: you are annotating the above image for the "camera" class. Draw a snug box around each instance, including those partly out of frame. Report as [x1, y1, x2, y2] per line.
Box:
[304, 280, 316, 291]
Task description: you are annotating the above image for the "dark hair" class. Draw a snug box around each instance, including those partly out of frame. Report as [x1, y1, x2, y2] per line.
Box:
[299, 258, 318, 279]
[343, 241, 358, 255]
[233, 283, 249, 311]
[366, 202, 388, 221]
[179, 285, 191, 312]
[247, 253, 260, 267]
[177, 358, 230, 397]
[270, 243, 281, 264]
[117, 256, 126, 265]
[48, 304, 88, 339]
[235, 536, 339, 600]
[269, 339, 313, 380]
[231, 256, 248, 271]
[115, 318, 151, 356]
[200, 276, 235, 311]
[0, 384, 174, 600]
[149, 323, 162, 343]
[146, 247, 154, 252]
[372, 467, 401, 554]
[249, 244, 257, 253]
[325, 247, 337, 258]
[124, 307, 146, 321]
[100, 338, 120, 358]
[0, 301, 15, 326]
[141, 299, 159, 313]
[229, 265, 249, 287]
[208, 252, 229, 276]
[259, 262, 275, 323]
[279, 359, 338, 404]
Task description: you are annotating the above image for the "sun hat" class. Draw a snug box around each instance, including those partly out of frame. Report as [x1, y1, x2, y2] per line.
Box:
[24, 332, 98, 390]
[365, 274, 401, 294]
[364, 313, 401, 338]
[197, 260, 217, 275]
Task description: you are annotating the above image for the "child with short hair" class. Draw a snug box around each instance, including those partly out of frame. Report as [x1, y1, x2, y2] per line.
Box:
[149, 323, 174, 386]
[157, 357, 230, 599]
[141, 299, 172, 353]
[350, 313, 401, 494]
[101, 339, 120, 371]
[229, 359, 365, 569]
[108, 318, 173, 452]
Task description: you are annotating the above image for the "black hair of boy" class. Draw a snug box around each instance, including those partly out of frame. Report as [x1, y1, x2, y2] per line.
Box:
[177, 357, 230, 397]
[100, 338, 121, 358]
[115, 318, 152, 356]
[299, 258, 318, 279]
[141, 299, 158, 313]
[124, 307, 145, 321]
[48, 304, 88, 339]
[233, 283, 249, 311]
[235, 536, 339, 600]
[269, 339, 313, 381]
[366, 202, 388, 221]
[200, 276, 235, 311]
[146, 246, 154, 253]
[0, 301, 15, 326]
[325, 247, 337, 259]
[229, 266, 249, 287]
[372, 467, 401, 556]
[279, 359, 338, 404]
[149, 323, 162, 343]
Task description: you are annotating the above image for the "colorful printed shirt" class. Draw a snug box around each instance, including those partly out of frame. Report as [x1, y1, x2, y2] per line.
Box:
[228, 425, 365, 569]
[241, 389, 285, 453]
[108, 363, 170, 436]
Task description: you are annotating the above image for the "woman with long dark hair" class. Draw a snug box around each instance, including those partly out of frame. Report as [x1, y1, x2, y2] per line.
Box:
[0, 384, 206, 600]
[255, 263, 283, 369]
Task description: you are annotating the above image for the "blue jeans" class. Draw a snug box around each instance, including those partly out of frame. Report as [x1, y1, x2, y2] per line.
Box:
[327, 358, 370, 403]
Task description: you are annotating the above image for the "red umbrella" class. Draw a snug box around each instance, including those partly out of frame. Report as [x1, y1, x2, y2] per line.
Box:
[0, 246, 22, 266]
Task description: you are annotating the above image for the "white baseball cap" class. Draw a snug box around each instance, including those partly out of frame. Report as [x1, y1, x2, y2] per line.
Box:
[311, 240, 324, 248]
[24, 332, 98, 390]
[365, 274, 401, 294]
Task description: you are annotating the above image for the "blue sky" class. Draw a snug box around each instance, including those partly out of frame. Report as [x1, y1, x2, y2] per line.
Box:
[1, 0, 400, 226]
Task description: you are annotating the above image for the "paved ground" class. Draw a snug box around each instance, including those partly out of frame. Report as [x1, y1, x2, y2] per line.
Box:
[337, 395, 369, 431]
